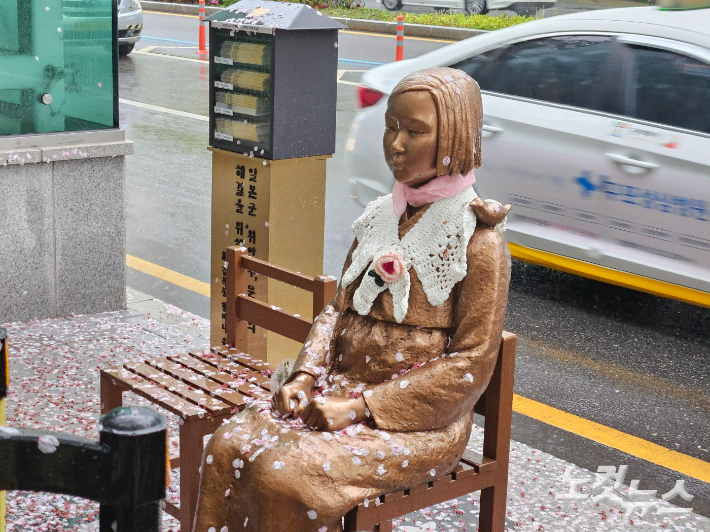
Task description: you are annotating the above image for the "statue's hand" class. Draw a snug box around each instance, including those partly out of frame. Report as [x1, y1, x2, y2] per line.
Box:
[272, 372, 315, 418]
[300, 396, 367, 431]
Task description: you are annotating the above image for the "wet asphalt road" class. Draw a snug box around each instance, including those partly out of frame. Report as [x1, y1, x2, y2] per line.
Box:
[123, 11, 709, 516]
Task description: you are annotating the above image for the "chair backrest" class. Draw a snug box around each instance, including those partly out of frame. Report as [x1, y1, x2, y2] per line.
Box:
[469, 331, 517, 467]
[224, 246, 337, 350]
[0, 406, 168, 532]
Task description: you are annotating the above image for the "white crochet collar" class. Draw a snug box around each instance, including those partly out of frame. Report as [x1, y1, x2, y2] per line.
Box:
[342, 187, 477, 323]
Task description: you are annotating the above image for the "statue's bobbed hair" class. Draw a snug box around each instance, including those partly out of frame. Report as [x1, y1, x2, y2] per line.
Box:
[389, 67, 483, 177]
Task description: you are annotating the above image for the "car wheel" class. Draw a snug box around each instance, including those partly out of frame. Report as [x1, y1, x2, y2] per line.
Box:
[465, 0, 487, 14]
[382, 0, 402, 10]
[119, 43, 135, 56]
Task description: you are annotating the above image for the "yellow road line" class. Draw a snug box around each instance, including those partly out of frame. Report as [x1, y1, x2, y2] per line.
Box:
[143, 10, 456, 43]
[514, 395, 710, 483]
[126, 253, 710, 483]
[126, 254, 211, 297]
[509, 242, 710, 309]
[144, 10, 198, 17]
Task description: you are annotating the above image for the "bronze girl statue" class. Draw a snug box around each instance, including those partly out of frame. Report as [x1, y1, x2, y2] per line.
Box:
[193, 67, 511, 532]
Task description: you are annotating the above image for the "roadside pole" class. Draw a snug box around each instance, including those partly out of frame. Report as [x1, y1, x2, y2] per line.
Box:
[396, 15, 404, 61]
[198, 0, 208, 54]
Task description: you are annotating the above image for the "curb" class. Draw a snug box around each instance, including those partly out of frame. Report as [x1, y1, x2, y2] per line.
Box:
[140, 1, 487, 40]
[142, 0, 224, 15]
[141, 0, 222, 16]
[333, 17, 486, 39]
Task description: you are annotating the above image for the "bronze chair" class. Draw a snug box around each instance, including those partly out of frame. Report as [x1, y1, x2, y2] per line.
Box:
[100, 246, 335, 531]
[101, 247, 516, 532]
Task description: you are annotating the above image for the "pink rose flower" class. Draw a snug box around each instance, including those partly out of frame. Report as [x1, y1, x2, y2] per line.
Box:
[373, 252, 406, 283]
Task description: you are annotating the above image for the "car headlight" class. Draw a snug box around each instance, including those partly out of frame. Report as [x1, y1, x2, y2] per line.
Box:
[128, 0, 141, 10]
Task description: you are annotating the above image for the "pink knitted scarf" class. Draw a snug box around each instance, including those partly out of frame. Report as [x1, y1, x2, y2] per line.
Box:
[392, 170, 476, 217]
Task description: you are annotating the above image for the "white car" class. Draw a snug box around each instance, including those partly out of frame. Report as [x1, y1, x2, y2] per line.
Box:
[379, 0, 555, 16]
[118, 0, 143, 56]
[346, 6, 710, 308]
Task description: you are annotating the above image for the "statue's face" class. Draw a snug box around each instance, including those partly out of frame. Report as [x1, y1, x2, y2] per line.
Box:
[383, 91, 438, 187]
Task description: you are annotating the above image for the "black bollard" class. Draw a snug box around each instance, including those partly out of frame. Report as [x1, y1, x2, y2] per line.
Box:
[1, 328, 6, 532]
[99, 406, 167, 532]
[0, 327, 7, 401]
[0, 326, 167, 531]
[0, 405, 167, 532]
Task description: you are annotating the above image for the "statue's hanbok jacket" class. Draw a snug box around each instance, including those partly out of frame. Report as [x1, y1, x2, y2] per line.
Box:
[193, 195, 510, 532]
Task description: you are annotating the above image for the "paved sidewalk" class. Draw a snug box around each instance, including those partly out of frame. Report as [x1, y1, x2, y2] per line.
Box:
[2, 289, 708, 531]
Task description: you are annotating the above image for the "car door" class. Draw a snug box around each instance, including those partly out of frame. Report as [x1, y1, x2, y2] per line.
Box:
[589, 36, 710, 293]
[453, 34, 627, 268]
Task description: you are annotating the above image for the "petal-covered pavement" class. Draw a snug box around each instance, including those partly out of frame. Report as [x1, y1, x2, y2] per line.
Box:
[2, 289, 708, 531]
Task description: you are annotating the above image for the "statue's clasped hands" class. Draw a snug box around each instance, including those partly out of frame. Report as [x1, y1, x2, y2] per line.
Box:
[272, 372, 368, 431]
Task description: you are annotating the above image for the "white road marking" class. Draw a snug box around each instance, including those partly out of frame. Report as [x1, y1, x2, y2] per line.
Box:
[337, 69, 366, 86]
[119, 98, 208, 121]
[130, 48, 366, 85]
[132, 47, 205, 63]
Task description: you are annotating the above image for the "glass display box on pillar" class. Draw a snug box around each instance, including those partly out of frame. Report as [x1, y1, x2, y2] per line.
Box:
[207, 0, 343, 159]
[206, 1, 344, 363]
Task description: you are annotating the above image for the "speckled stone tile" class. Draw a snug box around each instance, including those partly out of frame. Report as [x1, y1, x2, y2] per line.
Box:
[1, 139, 133, 165]
[40, 140, 134, 163]
[54, 157, 126, 316]
[0, 162, 55, 322]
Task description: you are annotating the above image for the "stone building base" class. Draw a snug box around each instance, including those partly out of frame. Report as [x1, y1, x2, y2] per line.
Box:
[0, 130, 133, 322]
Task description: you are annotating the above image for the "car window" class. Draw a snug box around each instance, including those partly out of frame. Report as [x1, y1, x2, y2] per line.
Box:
[453, 35, 618, 114]
[452, 48, 500, 82]
[624, 45, 710, 134]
